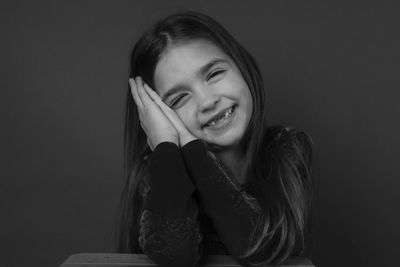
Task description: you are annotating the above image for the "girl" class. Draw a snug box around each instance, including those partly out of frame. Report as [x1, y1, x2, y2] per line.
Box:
[116, 11, 314, 266]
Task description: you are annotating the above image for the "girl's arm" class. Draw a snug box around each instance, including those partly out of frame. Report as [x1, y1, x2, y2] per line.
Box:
[181, 139, 262, 262]
[129, 77, 203, 265]
[138, 141, 203, 266]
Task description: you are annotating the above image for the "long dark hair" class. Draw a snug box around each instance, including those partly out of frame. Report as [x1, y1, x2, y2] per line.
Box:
[114, 11, 314, 265]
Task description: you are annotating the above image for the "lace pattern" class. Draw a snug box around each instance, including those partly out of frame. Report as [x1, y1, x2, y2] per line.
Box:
[138, 209, 203, 260]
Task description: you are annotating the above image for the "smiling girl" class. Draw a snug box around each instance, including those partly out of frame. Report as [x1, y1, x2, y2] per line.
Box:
[116, 11, 314, 266]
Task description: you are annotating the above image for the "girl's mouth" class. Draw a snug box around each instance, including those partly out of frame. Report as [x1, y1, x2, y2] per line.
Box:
[204, 105, 236, 130]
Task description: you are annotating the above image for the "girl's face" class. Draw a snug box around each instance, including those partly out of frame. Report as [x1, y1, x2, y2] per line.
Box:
[153, 39, 253, 149]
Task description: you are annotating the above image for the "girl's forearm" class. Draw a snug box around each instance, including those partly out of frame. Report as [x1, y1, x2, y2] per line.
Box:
[181, 140, 262, 260]
[139, 141, 202, 266]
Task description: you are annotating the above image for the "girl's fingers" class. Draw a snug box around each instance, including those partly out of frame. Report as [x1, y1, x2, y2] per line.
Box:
[143, 82, 197, 146]
[143, 83, 171, 114]
[129, 78, 143, 110]
[143, 83, 164, 105]
[143, 83, 188, 132]
[135, 77, 154, 108]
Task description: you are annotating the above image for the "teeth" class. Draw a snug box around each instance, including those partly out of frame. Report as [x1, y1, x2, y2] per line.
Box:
[208, 106, 234, 126]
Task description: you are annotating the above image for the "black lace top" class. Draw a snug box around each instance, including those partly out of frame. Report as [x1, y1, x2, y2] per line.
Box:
[136, 139, 263, 266]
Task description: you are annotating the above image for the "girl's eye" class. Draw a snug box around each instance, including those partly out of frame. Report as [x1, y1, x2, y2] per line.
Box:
[170, 94, 187, 107]
[207, 69, 225, 81]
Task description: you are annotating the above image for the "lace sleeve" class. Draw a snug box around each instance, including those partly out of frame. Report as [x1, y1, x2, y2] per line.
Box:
[137, 142, 204, 266]
[139, 209, 203, 262]
[181, 140, 262, 259]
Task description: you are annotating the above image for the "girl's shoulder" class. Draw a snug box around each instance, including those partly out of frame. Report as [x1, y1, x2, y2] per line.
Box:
[264, 125, 312, 143]
[261, 125, 313, 164]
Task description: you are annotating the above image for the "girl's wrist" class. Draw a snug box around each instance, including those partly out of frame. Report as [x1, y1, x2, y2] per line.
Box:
[180, 136, 198, 147]
[157, 137, 179, 147]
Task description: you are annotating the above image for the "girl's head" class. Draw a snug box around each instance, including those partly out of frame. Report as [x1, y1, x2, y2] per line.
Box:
[128, 11, 267, 155]
[154, 38, 253, 150]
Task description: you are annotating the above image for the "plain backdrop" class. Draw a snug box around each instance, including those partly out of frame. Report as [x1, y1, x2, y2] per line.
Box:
[1, 1, 399, 266]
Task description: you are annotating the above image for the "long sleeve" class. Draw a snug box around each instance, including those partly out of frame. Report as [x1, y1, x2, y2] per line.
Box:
[181, 139, 263, 260]
[138, 142, 203, 266]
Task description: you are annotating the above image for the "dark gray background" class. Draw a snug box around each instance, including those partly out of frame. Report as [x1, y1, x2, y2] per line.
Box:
[1, 1, 399, 266]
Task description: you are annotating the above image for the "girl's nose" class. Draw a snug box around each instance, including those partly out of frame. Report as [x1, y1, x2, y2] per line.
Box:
[199, 94, 220, 113]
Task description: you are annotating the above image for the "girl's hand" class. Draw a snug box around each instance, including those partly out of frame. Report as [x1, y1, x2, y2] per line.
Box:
[142, 81, 198, 147]
[129, 77, 179, 151]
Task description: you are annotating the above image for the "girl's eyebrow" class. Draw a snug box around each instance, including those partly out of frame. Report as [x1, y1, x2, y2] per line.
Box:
[161, 58, 229, 102]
